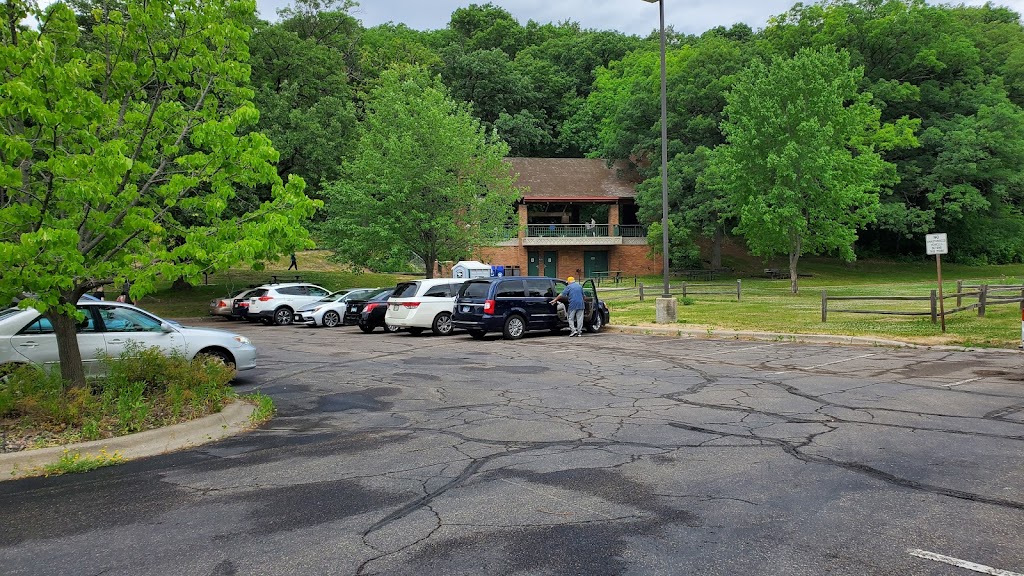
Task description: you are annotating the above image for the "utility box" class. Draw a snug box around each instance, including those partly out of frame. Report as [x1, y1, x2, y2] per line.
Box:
[452, 260, 492, 279]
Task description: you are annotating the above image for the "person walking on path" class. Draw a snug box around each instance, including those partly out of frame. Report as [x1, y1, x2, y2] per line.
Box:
[288, 253, 298, 271]
[551, 276, 585, 337]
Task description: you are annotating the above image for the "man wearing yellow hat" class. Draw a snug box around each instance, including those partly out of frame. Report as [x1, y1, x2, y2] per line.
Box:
[550, 276, 585, 337]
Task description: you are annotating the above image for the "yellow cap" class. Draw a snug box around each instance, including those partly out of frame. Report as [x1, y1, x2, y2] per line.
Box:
[566, 276, 575, 283]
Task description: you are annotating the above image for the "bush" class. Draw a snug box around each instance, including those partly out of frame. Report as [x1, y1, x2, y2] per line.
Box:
[0, 344, 236, 449]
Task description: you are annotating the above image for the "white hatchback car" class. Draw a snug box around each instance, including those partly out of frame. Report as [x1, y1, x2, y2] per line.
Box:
[384, 278, 467, 336]
[0, 301, 256, 377]
[293, 288, 385, 327]
[247, 282, 331, 325]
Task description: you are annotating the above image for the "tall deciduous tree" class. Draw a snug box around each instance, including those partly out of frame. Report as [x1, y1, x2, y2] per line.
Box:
[708, 46, 917, 293]
[0, 0, 319, 387]
[319, 67, 519, 277]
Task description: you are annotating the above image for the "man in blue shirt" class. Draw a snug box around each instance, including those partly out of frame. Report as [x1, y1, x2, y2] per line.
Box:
[551, 276, 586, 337]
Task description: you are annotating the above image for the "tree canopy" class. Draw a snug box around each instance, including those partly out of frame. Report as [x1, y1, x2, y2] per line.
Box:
[0, 0, 318, 386]
[708, 46, 918, 292]
[318, 67, 519, 277]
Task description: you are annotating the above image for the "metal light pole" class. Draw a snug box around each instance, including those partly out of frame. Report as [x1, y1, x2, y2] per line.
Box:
[642, 0, 677, 321]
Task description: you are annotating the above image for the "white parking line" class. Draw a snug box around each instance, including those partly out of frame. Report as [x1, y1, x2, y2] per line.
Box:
[701, 344, 774, 356]
[943, 377, 983, 388]
[908, 548, 1024, 576]
[805, 353, 877, 370]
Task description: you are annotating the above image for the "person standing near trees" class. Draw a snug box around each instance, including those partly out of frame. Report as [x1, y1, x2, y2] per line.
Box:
[288, 253, 298, 270]
[550, 276, 585, 337]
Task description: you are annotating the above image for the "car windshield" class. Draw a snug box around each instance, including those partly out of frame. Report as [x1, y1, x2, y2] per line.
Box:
[319, 290, 353, 303]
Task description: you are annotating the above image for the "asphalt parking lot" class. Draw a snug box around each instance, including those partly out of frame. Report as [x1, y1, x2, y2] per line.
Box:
[2, 321, 1024, 576]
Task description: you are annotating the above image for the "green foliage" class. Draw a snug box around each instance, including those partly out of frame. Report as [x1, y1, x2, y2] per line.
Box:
[38, 448, 126, 476]
[245, 392, 275, 424]
[318, 67, 520, 277]
[0, 0, 319, 387]
[0, 345, 236, 447]
[708, 46, 918, 292]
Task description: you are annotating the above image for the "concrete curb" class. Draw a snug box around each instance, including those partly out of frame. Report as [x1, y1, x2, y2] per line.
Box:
[605, 324, 1022, 354]
[0, 400, 256, 481]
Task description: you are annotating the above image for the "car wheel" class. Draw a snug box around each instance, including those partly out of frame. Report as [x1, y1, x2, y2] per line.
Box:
[431, 312, 453, 335]
[385, 323, 402, 333]
[468, 329, 486, 340]
[358, 323, 374, 333]
[274, 307, 294, 326]
[195, 348, 236, 370]
[503, 315, 526, 340]
[322, 311, 341, 328]
[407, 327, 425, 336]
[585, 311, 604, 333]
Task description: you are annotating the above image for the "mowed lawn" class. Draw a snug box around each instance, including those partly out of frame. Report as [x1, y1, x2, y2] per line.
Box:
[139, 252, 1024, 349]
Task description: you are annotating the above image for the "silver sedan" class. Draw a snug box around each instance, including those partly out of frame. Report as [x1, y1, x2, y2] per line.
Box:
[0, 301, 256, 376]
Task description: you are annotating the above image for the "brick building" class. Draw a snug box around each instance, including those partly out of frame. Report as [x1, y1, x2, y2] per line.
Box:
[471, 158, 660, 280]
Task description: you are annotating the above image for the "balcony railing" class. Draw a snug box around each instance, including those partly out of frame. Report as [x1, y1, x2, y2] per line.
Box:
[615, 225, 647, 238]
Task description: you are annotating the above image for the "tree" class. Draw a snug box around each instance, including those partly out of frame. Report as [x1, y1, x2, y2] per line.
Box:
[708, 46, 917, 293]
[0, 0, 319, 388]
[319, 67, 520, 277]
[248, 0, 360, 195]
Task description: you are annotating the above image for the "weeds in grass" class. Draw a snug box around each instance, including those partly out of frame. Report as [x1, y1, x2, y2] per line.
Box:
[245, 392, 275, 425]
[39, 448, 125, 476]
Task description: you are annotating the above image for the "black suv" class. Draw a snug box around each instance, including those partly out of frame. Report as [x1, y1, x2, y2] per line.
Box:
[452, 276, 609, 340]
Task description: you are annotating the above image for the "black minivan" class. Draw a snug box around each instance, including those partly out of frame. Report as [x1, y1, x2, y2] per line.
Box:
[452, 276, 609, 340]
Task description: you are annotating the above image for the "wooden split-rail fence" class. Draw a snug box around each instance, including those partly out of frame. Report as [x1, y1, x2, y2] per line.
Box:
[821, 282, 1024, 323]
[639, 280, 742, 302]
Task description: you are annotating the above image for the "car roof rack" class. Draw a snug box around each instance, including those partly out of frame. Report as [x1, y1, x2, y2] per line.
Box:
[269, 275, 303, 284]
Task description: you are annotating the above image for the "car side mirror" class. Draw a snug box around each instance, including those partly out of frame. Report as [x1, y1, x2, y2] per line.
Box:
[160, 322, 175, 333]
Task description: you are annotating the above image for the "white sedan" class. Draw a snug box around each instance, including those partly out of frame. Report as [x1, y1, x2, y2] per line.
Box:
[0, 301, 256, 377]
[294, 288, 386, 327]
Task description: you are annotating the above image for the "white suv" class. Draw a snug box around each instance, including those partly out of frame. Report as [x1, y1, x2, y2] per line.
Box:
[384, 278, 467, 335]
[248, 282, 331, 325]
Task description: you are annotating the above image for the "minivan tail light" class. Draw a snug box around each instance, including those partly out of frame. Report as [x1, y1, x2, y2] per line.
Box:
[483, 299, 495, 314]
[401, 302, 420, 308]
[258, 296, 273, 301]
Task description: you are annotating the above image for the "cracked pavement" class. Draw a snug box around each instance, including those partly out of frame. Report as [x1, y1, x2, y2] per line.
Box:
[1, 321, 1023, 575]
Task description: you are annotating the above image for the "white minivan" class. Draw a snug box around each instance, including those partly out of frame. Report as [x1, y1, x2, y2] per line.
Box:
[384, 278, 468, 335]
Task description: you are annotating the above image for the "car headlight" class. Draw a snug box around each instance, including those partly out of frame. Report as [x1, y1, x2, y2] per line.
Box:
[234, 335, 251, 345]
[312, 306, 322, 312]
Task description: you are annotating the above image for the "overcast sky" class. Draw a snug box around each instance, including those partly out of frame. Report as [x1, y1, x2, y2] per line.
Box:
[256, 0, 1024, 36]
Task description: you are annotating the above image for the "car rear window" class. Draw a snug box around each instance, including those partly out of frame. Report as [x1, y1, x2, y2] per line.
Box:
[393, 282, 419, 298]
[460, 281, 491, 299]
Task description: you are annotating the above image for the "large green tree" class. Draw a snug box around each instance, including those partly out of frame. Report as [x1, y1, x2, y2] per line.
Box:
[708, 46, 917, 293]
[0, 0, 318, 387]
[319, 67, 519, 277]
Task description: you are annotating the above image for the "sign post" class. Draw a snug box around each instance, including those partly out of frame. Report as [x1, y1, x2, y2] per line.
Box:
[926, 233, 948, 333]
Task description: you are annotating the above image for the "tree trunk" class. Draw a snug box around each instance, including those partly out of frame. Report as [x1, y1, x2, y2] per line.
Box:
[47, 310, 87, 389]
[789, 251, 800, 294]
[711, 226, 723, 270]
[171, 277, 192, 291]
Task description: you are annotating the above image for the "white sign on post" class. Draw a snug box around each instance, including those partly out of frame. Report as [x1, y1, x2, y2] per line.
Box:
[926, 233, 948, 256]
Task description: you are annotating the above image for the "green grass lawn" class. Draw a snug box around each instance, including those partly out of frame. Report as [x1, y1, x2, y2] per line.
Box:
[140, 252, 1024, 349]
[606, 258, 1024, 349]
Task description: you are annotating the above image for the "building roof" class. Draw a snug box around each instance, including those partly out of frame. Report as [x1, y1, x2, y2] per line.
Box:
[507, 158, 639, 202]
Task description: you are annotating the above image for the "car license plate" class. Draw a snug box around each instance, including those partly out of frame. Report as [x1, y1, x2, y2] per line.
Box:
[461, 306, 470, 312]
[391, 304, 399, 310]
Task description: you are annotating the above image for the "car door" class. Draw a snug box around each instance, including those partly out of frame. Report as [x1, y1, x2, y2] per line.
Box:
[97, 305, 182, 359]
[582, 279, 598, 321]
[524, 278, 557, 329]
[10, 307, 109, 375]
